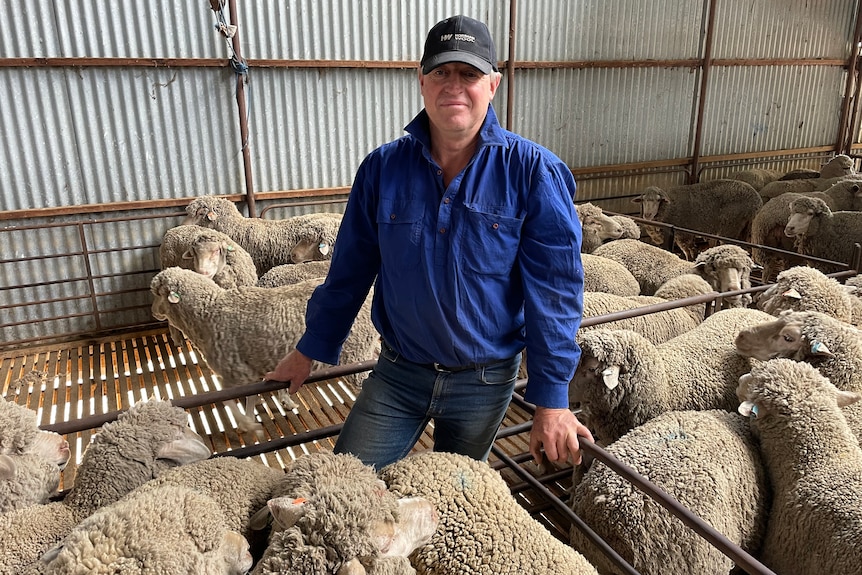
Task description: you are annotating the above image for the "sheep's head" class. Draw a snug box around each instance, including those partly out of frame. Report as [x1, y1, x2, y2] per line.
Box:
[785, 197, 832, 237]
[290, 238, 333, 263]
[737, 359, 860, 425]
[734, 310, 835, 363]
[183, 238, 230, 278]
[756, 266, 853, 321]
[694, 245, 754, 307]
[182, 197, 242, 226]
[576, 203, 623, 241]
[631, 186, 669, 220]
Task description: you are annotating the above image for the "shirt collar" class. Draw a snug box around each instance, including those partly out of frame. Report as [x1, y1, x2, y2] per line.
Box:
[404, 104, 508, 151]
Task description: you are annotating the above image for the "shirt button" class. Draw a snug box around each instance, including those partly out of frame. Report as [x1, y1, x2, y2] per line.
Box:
[439, 228, 446, 234]
[443, 198, 450, 204]
[437, 170, 442, 176]
[492, 223, 499, 229]
[390, 214, 396, 220]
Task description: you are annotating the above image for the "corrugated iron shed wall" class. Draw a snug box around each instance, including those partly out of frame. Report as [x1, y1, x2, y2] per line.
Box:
[1, 0, 861, 346]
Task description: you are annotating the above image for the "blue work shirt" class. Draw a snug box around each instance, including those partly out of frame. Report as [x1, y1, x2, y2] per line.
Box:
[296, 105, 584, 409]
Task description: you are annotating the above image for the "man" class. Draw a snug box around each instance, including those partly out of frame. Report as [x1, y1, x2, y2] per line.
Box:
[266, 15, 592, 469]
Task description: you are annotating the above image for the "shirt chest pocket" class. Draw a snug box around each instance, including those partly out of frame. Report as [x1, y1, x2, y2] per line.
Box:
[460, 208, 524, 275]
[377, 198, 425, 269]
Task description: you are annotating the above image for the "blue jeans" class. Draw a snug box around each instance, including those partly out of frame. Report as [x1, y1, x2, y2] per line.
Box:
[333, 343, 520, 470]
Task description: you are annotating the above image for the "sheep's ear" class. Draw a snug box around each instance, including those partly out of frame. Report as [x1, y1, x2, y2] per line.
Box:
[156, 428, 212, 463]
[268, 497, 307, 529]
[181, 248, 195, 261]
[631, 196, 643, 204]
[0, 455, 17, 480]
[738, 400, 759, 418]
[168, 291, 181, 304]
[751, 263, 763, 271]
[248, 505, 273, 531]
[809, 340, 833, 357]
[782, 288, 803, 300]
[837, 390, 862, 408]
[337, 558, 367, 575]
[206, 210, 218, 221]
[40, 544, 63, 564]
[693, 260, 706, 269]
[601, 365, 620, 390]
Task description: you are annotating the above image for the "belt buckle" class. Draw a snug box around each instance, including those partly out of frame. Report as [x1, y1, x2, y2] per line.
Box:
[432, 362, 447, 372]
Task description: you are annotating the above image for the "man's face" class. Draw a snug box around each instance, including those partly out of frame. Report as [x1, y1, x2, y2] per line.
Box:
[419, 62, 500, 137]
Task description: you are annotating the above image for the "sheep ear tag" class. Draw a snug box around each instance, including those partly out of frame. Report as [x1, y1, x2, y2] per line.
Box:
[810, 340, 833, 357]
[318, 242, 330, 256]
[206, 210, 217, 222]
[782, 288, 802, 300]
[168, 291, 181, 304]
[738, 401, 758, 418]
[601, 365, 620, 390]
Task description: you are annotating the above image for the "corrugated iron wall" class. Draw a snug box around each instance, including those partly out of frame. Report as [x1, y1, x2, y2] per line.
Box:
[1, 0, 861, 347]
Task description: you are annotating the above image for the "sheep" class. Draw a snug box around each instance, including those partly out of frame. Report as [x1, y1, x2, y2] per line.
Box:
[755, 265, 857, 325]
[631, 180, 763, 261]
[843, 273, 862, 325]
[569, 409, 769, 575]
[735, 359, 862, 575]
[784, 196, 862, 274]
[256, 260, 332, 288]
[733, 309, 862, 394]
[150, 268, 381, 434]
[576, 203, 623, 243]
[0, 395, 71, 513]
[130, 455, 285, 544]
[379, 451, 600, 575]
[570, 307, 774, 445]
[579, 274, 714, 345]
[41, 484, 253, 575]
[159, 224, 259, 346]
[0, 399, 212, 571]
[726, 167, 782, 191]
[251, 451, 438, 575]
[750, 192, 827, 283]
[160, 224, 258, 289]
[758, 154, 859, 201]
[581, 254, 640, 296]
[592, 239, 756, 306]
[183, 196, 343, 275]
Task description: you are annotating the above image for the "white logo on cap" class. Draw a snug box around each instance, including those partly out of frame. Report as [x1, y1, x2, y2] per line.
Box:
[440, 33, 476, 43]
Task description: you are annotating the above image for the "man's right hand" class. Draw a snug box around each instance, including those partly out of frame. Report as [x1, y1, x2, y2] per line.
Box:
[265, 349, 313, 395]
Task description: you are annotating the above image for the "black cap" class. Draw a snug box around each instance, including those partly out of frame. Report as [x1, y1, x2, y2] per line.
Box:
[421, 15, 498, 75]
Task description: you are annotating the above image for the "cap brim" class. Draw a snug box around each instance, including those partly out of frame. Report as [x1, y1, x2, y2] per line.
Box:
[422, 52, 494, 75]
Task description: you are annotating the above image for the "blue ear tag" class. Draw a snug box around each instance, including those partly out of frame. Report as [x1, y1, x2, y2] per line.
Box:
[750, 404, 759, 418]
[226, 245, 234, 251]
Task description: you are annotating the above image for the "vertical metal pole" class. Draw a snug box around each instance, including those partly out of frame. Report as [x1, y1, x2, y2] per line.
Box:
[506, 0, 517, 132]
[689, 0, 718, 184]
[834, 3, 862, 155]
[227, 0, 257, 217]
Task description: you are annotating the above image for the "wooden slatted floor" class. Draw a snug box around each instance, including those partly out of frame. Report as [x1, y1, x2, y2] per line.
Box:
[0, 326, 574, 541]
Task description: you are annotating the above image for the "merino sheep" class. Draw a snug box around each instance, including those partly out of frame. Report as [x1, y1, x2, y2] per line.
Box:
[0, 399, 211, 571]
[736, 359, 862, 575]
[576, 203, 623, 243]
[569, 409, 769, 575]
[379, 451, 600, 575]
[592, 239, 756, 306]
[758, 154, 859, 201]
[42, 484, 253, 575]
[784, 196, 862, 273]
[0, 395, 71, 513]
[183, 196, 343, 274]
[580, 274, 714, 345]
[631, 180, 762, 260]
[581, 254, 640, 296]
[726, 167, 782, 191]
[150, 268, 380, 434]
[252, 452, 437, 575]
[131, 455, 285, 544]
[733, 309, 862, 393]
[755, 265, 857, 325]
[571, 308, 774, 445]
[256, 260, 332, 288]
[160, 224, 258, 289]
